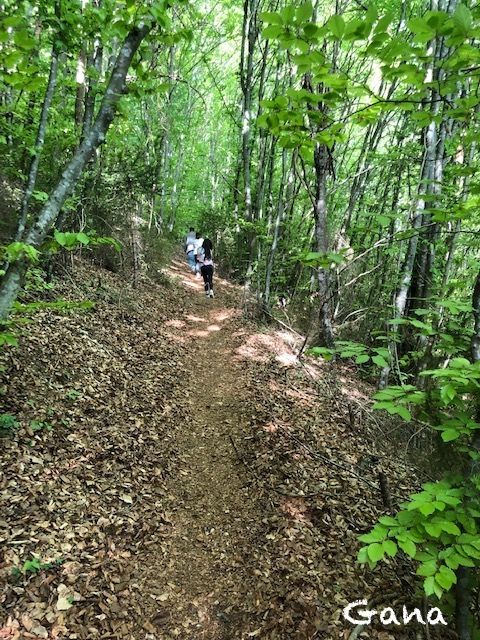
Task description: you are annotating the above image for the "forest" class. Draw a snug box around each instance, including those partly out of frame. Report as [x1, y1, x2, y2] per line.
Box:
[1, 0, 480, 638]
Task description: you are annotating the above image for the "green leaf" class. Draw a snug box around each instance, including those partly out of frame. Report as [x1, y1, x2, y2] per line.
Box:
[441, 429, 461, 443]
[260, 12, 283, 25]
[434, 570, 452, 590]
[419, 502, 436, 516]
[383, 540, 397, 557]
[14, 30, 36, 50]
[54, 231, 67, 247]
[0, 332, 18, 347]
[424, 576, 435, 596]
[440, 521, 461, 536]
[378, 516, 398, 527]
[355, 354, 370, 364]
[357, 546, 369, 563]
[367, 542, 384, 562]
[440, 384, 457, 404]
[408, 17, 434, 40]
[395, 406, 412, 421]
[359, 525, 388, 543]
[262, 25, 283, 39]
[398, 538, 416, 558]
[76, 232, 90, 245]
[453, 4, 472, 35]
[328, 14, 345, 39]
[296, 2, 313, 22]
[417, 560, 437, 577]
[371, 355, 388, 368]
[31, 190, 49, 202]
[424, 522, 443, 538]
[439, 564, 457, 584]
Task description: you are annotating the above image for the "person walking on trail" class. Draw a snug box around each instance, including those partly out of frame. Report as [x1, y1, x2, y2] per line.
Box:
[197, 238, 214, 298]
[193, 232, 204, 278]
[184, 227, 196, 272]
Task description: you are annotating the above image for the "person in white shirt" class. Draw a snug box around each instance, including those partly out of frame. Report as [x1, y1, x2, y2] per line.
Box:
[193, 233, 204, 278]
[184, 227, 196, 272]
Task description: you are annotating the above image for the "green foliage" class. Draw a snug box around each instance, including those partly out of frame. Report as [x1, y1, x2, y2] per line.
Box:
[308, 340, 391, 374]
[358, 476, 480, 599]
[1, 242, 40, 264]
[24, 268, 54, 292]
[30, 419, 53, 432]
[50, 230, 122, 253]
[0, 331, 18, 347]
[12, 300, 95, 314]
[358, 354, 480, 598]
[297, 250, 347, 268]
[12, 556, 64, 576]
[0, 413, 20, 436]
[373, 385, 426, 422]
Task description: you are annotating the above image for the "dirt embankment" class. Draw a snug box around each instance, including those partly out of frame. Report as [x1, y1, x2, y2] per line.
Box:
[1, 257, 449, 640]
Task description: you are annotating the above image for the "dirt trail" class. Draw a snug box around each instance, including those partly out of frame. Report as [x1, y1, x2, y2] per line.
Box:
[1, 256, 433, 640]
[135, 260, 265, 639]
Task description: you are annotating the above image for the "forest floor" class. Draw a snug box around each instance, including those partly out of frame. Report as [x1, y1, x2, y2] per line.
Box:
[1, 255, 454, 640]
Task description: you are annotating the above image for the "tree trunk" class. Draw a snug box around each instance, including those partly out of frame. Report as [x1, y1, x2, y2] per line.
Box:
[378, 8, 448, 386]
[313, 142, 335, 348]
[75, 48, 87, 128]
[16, 39, 60, 241]
[81, 38, 104, 142]
[240, 0, 260, 287]
[263, 149, 288, 310]
[0, 22, 152, 320]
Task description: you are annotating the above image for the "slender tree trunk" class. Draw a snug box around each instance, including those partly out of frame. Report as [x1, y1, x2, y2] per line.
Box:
[81, 38, 103, 142]
[263, 149, 288, 310]
[16, 40, 60, 241]
[378, 10, 447, 386]
[454, 267, 480, 640]
[75, 48, 87, 128]
[313, 142, 335, 347]
[240, 0, 260, 287]
[0, 22, 152, 320]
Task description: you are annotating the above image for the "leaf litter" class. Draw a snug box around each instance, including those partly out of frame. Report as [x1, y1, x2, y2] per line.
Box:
[0, 257, 454, 639]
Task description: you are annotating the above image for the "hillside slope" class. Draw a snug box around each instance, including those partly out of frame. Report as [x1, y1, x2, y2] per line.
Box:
[1, 257, 449, 640]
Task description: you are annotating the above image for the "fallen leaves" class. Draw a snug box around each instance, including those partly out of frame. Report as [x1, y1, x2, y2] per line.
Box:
[0, 260, 191, 639]
[0, 256, 449, 640]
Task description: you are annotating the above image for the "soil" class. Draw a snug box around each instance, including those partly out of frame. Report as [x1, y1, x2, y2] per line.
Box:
[0, 257, 454, 640]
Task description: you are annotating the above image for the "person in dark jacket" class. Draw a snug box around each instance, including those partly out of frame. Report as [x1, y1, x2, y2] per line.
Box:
[197, 238, 214, 298]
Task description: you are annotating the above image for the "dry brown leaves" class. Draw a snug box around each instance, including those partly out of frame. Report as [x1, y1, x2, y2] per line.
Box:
[0, 257, 457, 640]
[1, 261, 192, 639]
[228, 329, 456, 639]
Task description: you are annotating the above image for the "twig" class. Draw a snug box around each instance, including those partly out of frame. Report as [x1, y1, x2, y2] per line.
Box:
[229, 434, 330, 499]
[405, 424, 427, 454]
[275, 422, 386, 495]
[344, 263, 381, 288]
[262, 307, 305, 339]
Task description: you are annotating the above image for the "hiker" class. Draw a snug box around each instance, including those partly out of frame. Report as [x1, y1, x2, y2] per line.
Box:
[194, 232, 204, 278]
[197, 238, 214, 298]
[184, 227, 196, 272]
